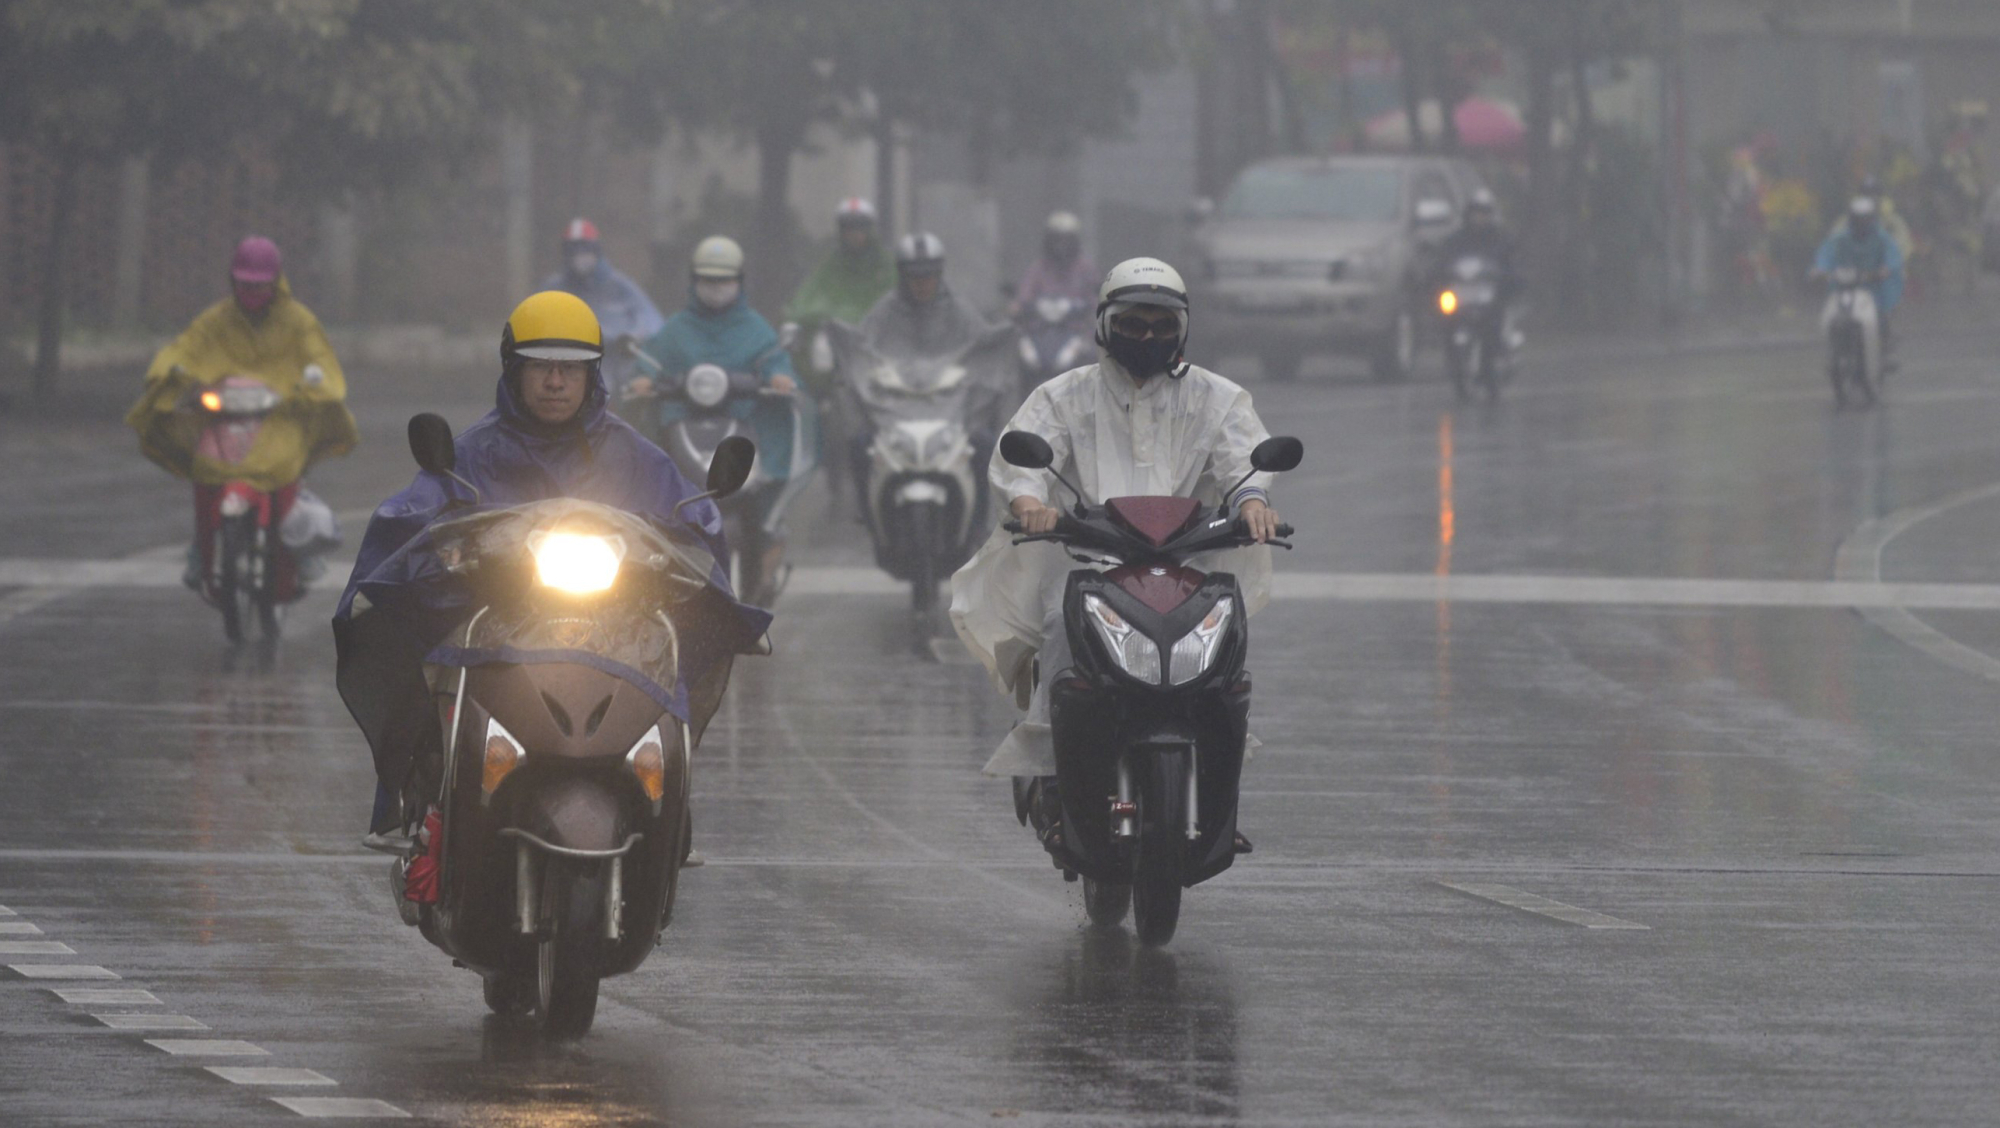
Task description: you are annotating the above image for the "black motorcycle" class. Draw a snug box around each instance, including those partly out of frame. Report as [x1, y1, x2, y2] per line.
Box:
[1437, 254, 1514, 401]
[380, 414, 758, 1038]
[997, 430, 1303, 946]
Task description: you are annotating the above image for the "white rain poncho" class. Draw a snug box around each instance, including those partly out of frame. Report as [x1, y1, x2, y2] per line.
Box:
[948, 355, 1275, 775]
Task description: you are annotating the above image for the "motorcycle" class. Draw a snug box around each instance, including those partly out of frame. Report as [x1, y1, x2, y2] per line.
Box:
[826, 320, 1015, 621]
[381, 414, 757, 1039]
[996, 429, 1303, 946]
[1821, 265, 1882, 409]
[1015, 295, 1093, 401]
[624, 338, 817, 608]
[189, 374, 293, 643]
[1436, 255, 1514, 401]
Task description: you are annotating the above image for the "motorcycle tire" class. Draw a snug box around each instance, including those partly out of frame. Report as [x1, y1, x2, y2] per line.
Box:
[1130, 752, 1188, 947]
[256, 536, 282, 641]
[908, 506, 937, 617]
[535, 858, 605, 1040]
[217, 519, 248, 644]
[1083, 878, 1132, 929]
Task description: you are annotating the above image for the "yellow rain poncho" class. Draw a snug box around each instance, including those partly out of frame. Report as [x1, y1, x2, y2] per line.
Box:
[125, 279, 359, 490]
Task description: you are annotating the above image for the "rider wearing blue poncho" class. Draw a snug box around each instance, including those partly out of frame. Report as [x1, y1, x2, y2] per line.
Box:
[335, 291, 770, 833]
[542, 218, 667, 388]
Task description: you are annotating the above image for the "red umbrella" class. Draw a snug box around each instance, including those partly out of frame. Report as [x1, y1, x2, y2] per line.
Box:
[1364, 98, 1530, 152]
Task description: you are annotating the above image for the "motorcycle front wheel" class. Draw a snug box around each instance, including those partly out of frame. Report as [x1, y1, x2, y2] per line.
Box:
[1130, 752, 1188, 947]
[217, 518, 250, 643]
[1083, 878, 1132, 928]
[535, 858, 604, 1040]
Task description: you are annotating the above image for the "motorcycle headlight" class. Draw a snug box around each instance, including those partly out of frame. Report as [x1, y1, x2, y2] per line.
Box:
[684, 364, 729, 408]
[1084, 593, 1162, 685]
[625, 725, 668, 804]
[1439, 290, 1459, 315]
[483, 716, 526, 799]
[529, 531, 625, 595]
[1168, 598, 1234, 686]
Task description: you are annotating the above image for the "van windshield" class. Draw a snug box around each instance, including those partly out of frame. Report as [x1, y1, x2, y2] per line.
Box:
[1221, 165, 1404, 222]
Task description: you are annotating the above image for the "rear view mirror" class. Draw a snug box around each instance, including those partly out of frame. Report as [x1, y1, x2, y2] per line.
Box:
[707, 435, 756, 499]
[777, 321, 799, 350]
[408, 413, 456, 475]
[999, 431, 1055, 470]
[1250, 436, 1303, 473]
[1414, 198, 1455, 227]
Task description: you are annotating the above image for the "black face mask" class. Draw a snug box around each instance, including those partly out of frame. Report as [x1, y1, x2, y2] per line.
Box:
[1106, 332, 1180, 381]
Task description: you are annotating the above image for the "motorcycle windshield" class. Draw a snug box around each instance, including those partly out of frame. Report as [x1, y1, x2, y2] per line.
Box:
[828, 321, 1012, 430]
[411, 499, 742, 719]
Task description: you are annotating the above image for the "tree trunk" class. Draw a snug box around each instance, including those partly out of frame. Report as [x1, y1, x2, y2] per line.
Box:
[1522, 37, 1558, 306]
[1564, 17, 1598, 316]
[1393, 17, 1428, 153]
[753, 115, 801, 298]
[1432, 35, 1460, 153]
[873, 112, 897, 234]
[33, 152, 80, 401]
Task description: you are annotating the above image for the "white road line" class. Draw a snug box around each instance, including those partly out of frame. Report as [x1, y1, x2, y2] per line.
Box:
[270, 1097, 410, 1118]
[9, 964, 118, 979]
[0, 921, 43, 934]
[1438, 881, 1650, 930]
[1834, 480, 2000, 683]
[207, 1067, 336, 1086]
[0, 903, 16, 916]
[14, 555, 2000, 611]
[93, 1013, 209, 1031]
[144, 1039, 268, 1056]
[0, 940, 74, 955]
[53, 988, 159, 1005]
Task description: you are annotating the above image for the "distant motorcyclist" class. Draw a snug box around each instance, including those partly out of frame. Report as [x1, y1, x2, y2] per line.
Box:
[1812, 196, 1906, 370]
[126, 236, 358, 594]
[1826, 176, 1914, 261]
[861, 232, 993, 359]
[785, 197, 896, 394]
[1010, 211, 1098, 317]
[336, 291, 763, 837]
[950, 257, 1278, 849]
[1431, 190, 1520, 299]
[540, 218, 666, 387]
[633, 236, 803, 599]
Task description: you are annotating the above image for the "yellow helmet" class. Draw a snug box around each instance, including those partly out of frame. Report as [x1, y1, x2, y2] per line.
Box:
[503, 291, 603, 362]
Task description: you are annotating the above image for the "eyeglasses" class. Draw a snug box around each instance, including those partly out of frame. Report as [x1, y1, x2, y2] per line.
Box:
[1110, 312, 1180, 340]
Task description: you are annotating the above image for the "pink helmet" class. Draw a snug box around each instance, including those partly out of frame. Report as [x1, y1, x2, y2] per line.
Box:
[563, 217, 600, 243]
[230, 236, 282, 284]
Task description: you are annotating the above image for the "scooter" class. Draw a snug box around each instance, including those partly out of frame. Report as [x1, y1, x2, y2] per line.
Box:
[1437, 255, 1514, 402]
[624, 338, 816, 608]
[189, 374, 293, 643]
[1821, 265, 1881, 409]
[996, 429, 1302, 946]
[1016, 295, 1092, 401]
[381, 414, 757, 1039]
[826, 320, 1015, 620]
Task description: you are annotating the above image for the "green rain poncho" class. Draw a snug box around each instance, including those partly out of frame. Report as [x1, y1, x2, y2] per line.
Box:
[784, 241, 896, 392]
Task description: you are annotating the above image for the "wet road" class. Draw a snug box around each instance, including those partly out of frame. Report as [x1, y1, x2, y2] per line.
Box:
[7, 316, 2000, 1125]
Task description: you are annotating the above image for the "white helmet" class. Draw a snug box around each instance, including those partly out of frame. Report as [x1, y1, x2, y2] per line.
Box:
[1045, 210, 1082, 236]
[1096, 257, 1191, 376]
[691, 235, 745, 278]
[836, 197, 877, 226]
[895, 231, 945, 275]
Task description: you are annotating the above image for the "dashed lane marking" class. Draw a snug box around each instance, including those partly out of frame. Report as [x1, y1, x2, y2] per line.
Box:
[1438, 881, 1650, 929]
[9, 964, 118, 979]
[145, 1039, 268, 1056]
[0, 903, 16, 916]
[53, 988, 159, 1005]
[0, 940, 74, 955]
[0, 920, 43, 934]
[93, 1013, 209, 1030]
[270, 1097, 411, 1118]
[207, 1067, 337, 1086]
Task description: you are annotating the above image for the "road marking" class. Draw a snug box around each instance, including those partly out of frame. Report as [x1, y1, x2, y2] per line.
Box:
[1835, 480, 2000, 683]
[0, 921, 43, 934]
[145, 1038, 268, 1056]
[0, 940, 74, 955]
[207, 1067, 337, 1086]
[271, 1097, 410, 1118]
[0, 903, 16, 916]
[53, 988, 159, 1004]
[9, 964, 117, 979]
[1438, 881, 1650, 930]
[93, 1013, 209, 1030]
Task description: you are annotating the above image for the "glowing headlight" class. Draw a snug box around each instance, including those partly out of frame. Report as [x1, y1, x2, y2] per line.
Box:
[200, 390, 223, 412]
[529, 531, 625, 595]
[483, 716, 525, 799]
[684, 364, 729, 408]
[1439, 290, 1459, 315]
[1168, 598, 1234, 686]
[1084, 593, 1162, 684]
